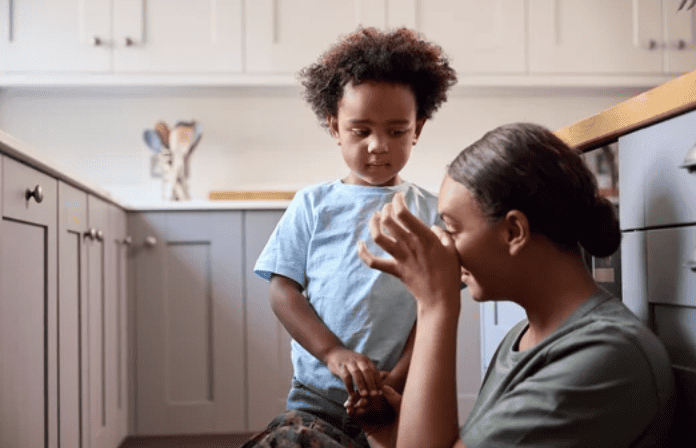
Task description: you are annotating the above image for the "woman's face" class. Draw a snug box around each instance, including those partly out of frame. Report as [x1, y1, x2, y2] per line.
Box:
[437, 174, 512, 302]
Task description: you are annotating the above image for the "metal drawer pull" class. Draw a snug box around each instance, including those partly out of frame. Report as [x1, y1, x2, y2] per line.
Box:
[122, 236, 133, 246]
[96, 230, 104, 242]
[124, 37, 135, 46]
[679, 141, 696, 172]
[25, 185, 43, 203]
[93, 36, 103, 46]
[85, 228, 97, 240]
[144, 236, 157, 247]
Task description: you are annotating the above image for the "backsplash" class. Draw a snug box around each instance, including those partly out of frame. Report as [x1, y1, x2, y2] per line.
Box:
[0, 86, 645, 201]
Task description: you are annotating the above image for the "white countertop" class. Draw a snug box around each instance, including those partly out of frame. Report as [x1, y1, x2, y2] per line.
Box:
[0, 129, 290, 211]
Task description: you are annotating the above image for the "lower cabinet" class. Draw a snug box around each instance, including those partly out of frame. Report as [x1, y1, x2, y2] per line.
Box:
[129, 209, 291, 435]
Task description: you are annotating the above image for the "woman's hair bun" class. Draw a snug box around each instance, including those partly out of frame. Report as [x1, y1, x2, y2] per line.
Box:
[578, 195, 621, 258]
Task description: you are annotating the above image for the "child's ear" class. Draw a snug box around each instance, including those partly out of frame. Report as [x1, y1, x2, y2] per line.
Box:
[413, 119, 426, 144]
[327, 115, 340, 143]
[503, 210, 530, 256]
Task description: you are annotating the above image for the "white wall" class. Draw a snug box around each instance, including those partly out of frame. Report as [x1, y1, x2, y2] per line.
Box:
[0, 86, 644, 201]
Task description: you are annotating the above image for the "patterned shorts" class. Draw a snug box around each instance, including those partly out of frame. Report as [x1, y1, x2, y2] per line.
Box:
[241, 410, 369, 448]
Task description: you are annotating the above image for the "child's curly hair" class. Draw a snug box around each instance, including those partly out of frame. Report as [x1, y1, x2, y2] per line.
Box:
[299, 27, 458, 128]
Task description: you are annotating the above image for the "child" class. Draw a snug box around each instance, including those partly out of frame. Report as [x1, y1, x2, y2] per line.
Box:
[249, 27, 457, 447]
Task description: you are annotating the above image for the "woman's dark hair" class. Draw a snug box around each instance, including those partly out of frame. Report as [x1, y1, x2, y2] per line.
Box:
[448, 123, 621, 258]
[299, 27, 457, 128]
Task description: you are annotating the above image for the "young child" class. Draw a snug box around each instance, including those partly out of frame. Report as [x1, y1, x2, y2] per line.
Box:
[249, 27, 457, 447]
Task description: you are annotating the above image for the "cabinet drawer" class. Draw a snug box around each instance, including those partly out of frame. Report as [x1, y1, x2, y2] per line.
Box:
[619, 109, 696, 229]
[3, 156, 57, 225]
[646, 225, 696, 307]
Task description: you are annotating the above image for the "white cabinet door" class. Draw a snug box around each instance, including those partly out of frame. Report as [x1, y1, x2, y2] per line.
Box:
[245, 0, 387, 74]
[0, 0, 111, 72]
[132, 211, 246, 434]
[663, 0, 696, 74]
[403, 0, 526, 75]
[480, 300, 526, 375]
[113, 0, 243, 73]
[528, 0, 663, 74]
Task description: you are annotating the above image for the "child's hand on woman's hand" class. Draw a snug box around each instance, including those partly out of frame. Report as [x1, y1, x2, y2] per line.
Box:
[325, 347, 382, 399]
[358, 192, 462, 311]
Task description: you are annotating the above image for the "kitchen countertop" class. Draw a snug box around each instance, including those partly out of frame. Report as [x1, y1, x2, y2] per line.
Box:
[555, 69, 696, 152]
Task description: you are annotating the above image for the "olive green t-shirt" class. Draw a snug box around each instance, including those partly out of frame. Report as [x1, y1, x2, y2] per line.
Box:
[461, 291, 675, 447]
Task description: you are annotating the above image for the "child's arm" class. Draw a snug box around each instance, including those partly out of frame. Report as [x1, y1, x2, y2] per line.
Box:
[269, 274, 381, 397]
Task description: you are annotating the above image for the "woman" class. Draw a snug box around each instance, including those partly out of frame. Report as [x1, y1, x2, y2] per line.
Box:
[355, 123, 676, 448]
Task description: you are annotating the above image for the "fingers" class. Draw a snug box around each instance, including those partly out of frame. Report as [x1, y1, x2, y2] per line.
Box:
[381, 385, 402, 412]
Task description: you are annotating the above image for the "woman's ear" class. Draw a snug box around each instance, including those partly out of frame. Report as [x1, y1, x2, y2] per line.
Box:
[503, 210, 530, 256]
[327, 115, 340, 144]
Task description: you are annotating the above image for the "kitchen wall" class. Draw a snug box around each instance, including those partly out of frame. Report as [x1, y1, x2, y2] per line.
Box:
[0, 86, 645, 201]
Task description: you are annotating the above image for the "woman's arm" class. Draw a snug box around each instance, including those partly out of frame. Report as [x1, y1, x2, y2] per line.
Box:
[358, 193, 467, 448]
[269, 274, 380, 396]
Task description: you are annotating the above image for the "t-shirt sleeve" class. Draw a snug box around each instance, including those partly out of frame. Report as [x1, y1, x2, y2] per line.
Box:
[462, 327, 663, 448]
[253, 190, 312, 287]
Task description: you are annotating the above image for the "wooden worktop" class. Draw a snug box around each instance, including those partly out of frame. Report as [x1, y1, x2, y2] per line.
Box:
[556, 69, 696, 152]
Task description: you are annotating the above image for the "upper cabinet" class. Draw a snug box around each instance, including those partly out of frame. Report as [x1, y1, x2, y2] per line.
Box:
[528, 0, 696, 76]
[397, 0, 527, 75]
[246, 0, 387, 74]
[0, 0, 243, 74]
[0, 0, 694, 85]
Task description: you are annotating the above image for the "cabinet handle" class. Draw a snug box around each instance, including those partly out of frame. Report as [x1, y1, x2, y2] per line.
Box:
[674, 40, 688, 50]
[122, 236, 133, 246]
[648, 39, 659, 50]
[25, 185, 44, 203]
[84, 228, 97, 241]
[93, 36, 103, 46]
[96, 230, 104, 242]
[144, 236, 157, 247]
[679, 141, 696, 172]
[124, 37, 135, 47]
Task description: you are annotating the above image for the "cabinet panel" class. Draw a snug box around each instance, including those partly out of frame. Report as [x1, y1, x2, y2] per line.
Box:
[664, 0, 696, 74]
[529, 0, 663, 74]
[3, 156, 57, 225]
[113, 0, 243, 73]
[620, 230, 649, 322]
[646, 225, 696, 307]
[58, 182, 89, 448]
[133, 211, 245, 434]
[0, 0, 111, 72]
[0, 156, 58, 448]
[244, 210, 292, 431]
[410, 0, 526, 74]
[245, 0, 386, 74]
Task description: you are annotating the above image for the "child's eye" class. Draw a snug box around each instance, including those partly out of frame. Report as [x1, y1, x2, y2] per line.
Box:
[391, 129, 407, 136]
[352, 129, 369, 136]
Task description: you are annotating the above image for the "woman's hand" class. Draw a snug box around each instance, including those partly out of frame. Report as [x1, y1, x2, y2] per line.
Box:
[358, 193, 461, 311]
[358, 385, 403, 448]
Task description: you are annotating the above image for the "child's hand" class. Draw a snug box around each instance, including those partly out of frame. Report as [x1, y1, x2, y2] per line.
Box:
[325, 347, 382, 398]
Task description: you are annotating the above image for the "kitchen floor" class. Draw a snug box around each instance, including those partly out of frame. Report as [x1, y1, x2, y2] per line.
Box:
[118, 433, 257, 448]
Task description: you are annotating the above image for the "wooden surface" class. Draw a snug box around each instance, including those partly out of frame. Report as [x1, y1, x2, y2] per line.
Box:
[209, 191, 296, 201]
[556, 69, 696, 152]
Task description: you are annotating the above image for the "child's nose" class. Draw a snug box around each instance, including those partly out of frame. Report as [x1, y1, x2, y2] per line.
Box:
[367, 136, 388, 153]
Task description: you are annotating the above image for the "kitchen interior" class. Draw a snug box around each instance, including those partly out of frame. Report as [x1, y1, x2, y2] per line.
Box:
[1, 1, 695, 447]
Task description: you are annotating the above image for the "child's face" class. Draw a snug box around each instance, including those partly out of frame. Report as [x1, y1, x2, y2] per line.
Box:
[438, 174, 512, 302]
[328, 81, 424, 187]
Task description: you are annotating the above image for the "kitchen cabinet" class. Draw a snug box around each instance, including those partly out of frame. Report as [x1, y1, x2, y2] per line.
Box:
[130, 211, 246, 434]
[528, 0, 696, 76]
[245, 0, 387, 74]
[0, 155, 58, 448]
[0, 0, 243, 74]
[244, 210, 292, 431]
[401, 0, 527, 75]
[618, 107, 696, 441]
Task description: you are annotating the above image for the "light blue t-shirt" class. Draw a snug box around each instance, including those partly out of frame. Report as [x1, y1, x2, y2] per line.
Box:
[254, 179, 440, 404]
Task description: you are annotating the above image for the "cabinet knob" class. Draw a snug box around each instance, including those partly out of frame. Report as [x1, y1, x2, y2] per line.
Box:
[122, 236, 133, 246]
[84, 228, 98, 241]
[96, 230, 104, 242]
[648, 39, 659, 50]
[679, 141, 696, 172]
[25, 185, 44, 203]
[93, 36, 103, 46]
[124, 37, 135, 47]
[674, 39, 688, 50]
[144, 236, 157, 247]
